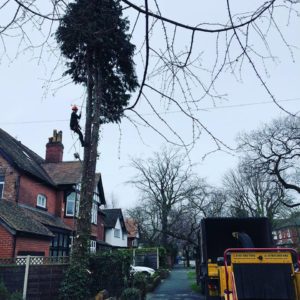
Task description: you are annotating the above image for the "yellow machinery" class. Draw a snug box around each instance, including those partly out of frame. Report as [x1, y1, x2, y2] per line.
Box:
[222, 248, 300, 300]
[199, 218, 300, 300]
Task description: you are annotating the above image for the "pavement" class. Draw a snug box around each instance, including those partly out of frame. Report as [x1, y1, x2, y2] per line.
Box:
[146, 265, 205, 300]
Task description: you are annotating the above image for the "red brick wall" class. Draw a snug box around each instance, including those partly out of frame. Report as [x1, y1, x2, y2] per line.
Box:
[45, 142, 64, 163]
[63, 214, 105, 242]
[97, 213, 105, 241]
[18, 176, 58, 215]
[63, 218, 77, 231]
[0, 226, 14, 258]
[0, 155, 19, 201]
[56, 191, 64, 218]
[15, 237, 51, 256]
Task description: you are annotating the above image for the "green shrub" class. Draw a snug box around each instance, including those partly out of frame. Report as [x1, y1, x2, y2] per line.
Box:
[121, 287, 141, 300]
[89, 251, 131, 297]
[59, 259, 91, 300]
[146, 275, 160, 292]
[132, 273, 147, 299]
[0, 279, 10, 300]
[9, 292, 23, 300]
[0, 279, 22, 300]
[156, 268, 169, 279]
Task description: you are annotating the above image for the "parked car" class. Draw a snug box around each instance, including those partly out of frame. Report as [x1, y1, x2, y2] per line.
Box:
[130, 265, 155, 276]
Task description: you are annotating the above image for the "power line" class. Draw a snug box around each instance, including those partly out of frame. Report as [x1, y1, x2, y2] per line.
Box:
[1, 97, 299, 125]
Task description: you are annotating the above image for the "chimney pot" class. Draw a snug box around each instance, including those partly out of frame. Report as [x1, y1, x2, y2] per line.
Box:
[45, 130, 64, 163]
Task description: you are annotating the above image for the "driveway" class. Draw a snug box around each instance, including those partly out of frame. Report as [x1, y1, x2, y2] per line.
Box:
[146, 265, 205, 300]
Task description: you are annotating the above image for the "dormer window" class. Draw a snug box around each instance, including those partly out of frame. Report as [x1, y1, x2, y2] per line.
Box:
[37, 194, 47, 209]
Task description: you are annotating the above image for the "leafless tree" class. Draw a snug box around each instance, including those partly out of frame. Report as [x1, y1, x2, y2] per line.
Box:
[238, 116, 300, 207]
[223, 158, 294, 221]
[0, 1, 299, 149]
[1, 3, 299, 296]
[127, 201, 162, 246]
[129, 147, 209, 247]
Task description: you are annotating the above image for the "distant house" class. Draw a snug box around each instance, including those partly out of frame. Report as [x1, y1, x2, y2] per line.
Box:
[125, 218, 139, 248]
[0, 128, 106, 258]
[273, 216, 300, 252]
[103, 209, 128, 248]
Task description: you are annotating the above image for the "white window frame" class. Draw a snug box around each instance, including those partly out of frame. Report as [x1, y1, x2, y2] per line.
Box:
[114, 228, 121, 238]
[287, 229, 291, 238]
[66, 192, 80, 217]
[91, 202, 98, 224]
[90, 240, 97, 253]
[93, 186, 100, 203]
[0, 175, 4, 198]
[37, 194, 47, 208]
[66, 192, 76, 216]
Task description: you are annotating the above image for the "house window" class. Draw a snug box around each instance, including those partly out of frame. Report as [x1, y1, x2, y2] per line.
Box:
[90, 240, 97, 253]
[66, 192, 79, 216]
[91, 202, 98, 224]
[93, 186, 100, 203]
[37, 194, 47, 208]
[0, 175, 4, 198]
[287, 229, 291, 238]
[50, 233, 70, 257]
[114, 228, 121, 238]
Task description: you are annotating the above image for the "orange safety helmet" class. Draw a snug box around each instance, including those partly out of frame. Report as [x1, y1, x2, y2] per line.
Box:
[72, 105, 78, 111]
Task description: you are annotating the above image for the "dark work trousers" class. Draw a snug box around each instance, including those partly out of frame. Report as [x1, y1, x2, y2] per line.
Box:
[72, 126, 85, 147]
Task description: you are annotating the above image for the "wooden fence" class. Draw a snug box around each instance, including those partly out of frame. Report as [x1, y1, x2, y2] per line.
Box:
[132, 248, 159, 270]
[0, 256, 69, 300]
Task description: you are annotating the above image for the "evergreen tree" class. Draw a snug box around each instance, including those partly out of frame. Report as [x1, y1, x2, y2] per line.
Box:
[56, 0, 138, 123]
[56, 1, 138, 298]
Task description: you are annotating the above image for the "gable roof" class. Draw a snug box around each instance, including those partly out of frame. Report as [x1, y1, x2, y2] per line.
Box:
[0, 199, 53, 238]
[42, 162, 106, 205]
[125, 218, 139, 238]
[0, 128, 54, 186]
[103, 209, 125, 229]
[42, 161, 82, 185]
[0, 129, 106, 205]
[274, 216, 300, 230]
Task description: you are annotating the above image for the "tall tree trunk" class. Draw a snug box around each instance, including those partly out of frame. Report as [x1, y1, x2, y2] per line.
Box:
[72, 50, 102, 261]
[161, 205, 168, 248]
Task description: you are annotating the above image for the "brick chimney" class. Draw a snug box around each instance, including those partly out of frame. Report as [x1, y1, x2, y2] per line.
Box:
[45, 130, 64, 163]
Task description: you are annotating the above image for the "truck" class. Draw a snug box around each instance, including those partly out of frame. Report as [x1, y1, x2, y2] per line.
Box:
[199, 217, 300, 299]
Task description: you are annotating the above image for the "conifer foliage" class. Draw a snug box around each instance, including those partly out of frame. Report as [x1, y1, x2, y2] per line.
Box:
[56, 0, 138, 123]
[56, 1, 138, 298]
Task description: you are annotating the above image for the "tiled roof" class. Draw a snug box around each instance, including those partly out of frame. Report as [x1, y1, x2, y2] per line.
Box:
[42, 162, 106, 204]
[20, 204, 72, 231]
[103, 208, 125, 229]
[0, 128, 54, 185]
[42, 161, 82, 185]
[0, 199, 53, 237]
[274, 217, 300, 230]
[125, 218, 138, 238]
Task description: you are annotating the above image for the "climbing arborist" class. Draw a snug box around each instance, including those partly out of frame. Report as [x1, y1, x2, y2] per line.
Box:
[70, 105, 85, 147]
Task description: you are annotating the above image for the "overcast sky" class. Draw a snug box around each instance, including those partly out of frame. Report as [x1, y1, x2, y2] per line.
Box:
[0, 1, 299, 209]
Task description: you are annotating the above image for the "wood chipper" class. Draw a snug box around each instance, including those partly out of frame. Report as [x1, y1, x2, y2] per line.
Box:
[199, 217, 300, 299]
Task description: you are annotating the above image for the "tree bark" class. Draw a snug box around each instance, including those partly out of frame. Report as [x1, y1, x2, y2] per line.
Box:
[72, 50, 102, 261]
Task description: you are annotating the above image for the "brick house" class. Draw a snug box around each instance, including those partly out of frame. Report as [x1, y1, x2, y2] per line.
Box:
[0, 128, 106, 258]
[125, 218, 139, 248]
[273, 217, 300, 252]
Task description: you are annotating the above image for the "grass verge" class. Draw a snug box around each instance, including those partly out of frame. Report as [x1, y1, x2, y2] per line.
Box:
[187, 271, 202, 293]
